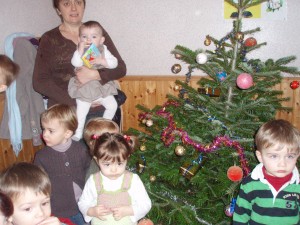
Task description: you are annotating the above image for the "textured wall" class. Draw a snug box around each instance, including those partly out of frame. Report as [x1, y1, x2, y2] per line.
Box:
[0, 0, 299, 75]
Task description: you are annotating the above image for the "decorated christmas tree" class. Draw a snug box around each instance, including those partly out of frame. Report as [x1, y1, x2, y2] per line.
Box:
[128, 1, 300, 224]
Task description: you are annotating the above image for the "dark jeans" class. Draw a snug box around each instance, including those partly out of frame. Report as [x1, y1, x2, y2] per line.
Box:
[69, 212, 87, 225]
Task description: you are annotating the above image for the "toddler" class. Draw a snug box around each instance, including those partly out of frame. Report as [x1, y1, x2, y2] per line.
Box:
[83, 117, 120, 180]
[68, 20, 118, 140]
[0, 54, 19, 92]
[78, 133, 151, 225]
[0, 162, 75, 225]
[233, 119, 300, 224]
[34, 104, 91, 225]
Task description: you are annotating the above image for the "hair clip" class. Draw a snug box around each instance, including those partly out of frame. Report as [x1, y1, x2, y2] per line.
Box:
[91, 134, 100, 140]
[123, 135, 131, 143]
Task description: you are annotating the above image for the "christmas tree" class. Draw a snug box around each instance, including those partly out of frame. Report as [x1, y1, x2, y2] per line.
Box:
[128, 1, 300, 224]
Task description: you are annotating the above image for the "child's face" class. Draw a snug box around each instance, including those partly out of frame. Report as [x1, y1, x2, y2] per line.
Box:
[256, 144, 299, 177]
[79, 27, 105, 47]
[97, 158, 127, 180]
[10, 189, 51, 225]
[42, 119, 72, 147]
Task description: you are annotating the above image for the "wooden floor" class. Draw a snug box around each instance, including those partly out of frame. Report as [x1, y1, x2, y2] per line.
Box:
[1, 75, 300, 171]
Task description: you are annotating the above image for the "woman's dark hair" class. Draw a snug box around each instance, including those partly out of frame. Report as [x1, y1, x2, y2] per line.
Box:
[53, 0, 86, 9]
[0, 192, 13, 217]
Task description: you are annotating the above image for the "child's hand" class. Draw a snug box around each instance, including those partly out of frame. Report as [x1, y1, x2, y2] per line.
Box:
[87, 205, 111, 220]
[90, 56, 108, 68]
[37, 216, 61, 225]
[111, 205, 134, 221]
[78, 41, 88, 56]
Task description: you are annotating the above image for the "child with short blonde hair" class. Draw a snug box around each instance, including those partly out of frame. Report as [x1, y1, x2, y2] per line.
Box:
[0, 54, 19, 92]
[0, 162, 75, 225]
[233, 119, 300, 224]
[34, 104, 91, 225]
[78, 133, 151, 225]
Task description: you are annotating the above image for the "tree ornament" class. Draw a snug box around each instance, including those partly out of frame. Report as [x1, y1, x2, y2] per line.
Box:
[244, 37, 257, 47]
[196, 53, 208, 64]
[224, 198, 236, 217]
[236, 73, 253, 89]
[216, 71, 227, 82]
[235, 32, 244, 42]
[136, 156, 146, 173]
[227, 165, 243, 182]
[174, 53, 182, 59]
[204, 35, 211, 46]
[171, 64, 182, 74]
[290, 81, 300, 90]
[140, 144, 146, 151]
[174, 145, 186, 156]
[180, 155, 204, 180]
[174, 84, 181, 91]
[146, 119, 153, 127]
[150, 175, 156, 182]
[138, 218, 154, 225]
[141, 119, 147, 124]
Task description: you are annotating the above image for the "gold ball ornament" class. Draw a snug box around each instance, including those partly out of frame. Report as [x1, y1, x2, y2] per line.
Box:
[140, 144, 147, 151]
[174, 84, 181, 91]
[175, 145, 186, 156]
[235, 32, 244, 42]
[175, 53, 182, 59]
[149, 175, 156, 182]
[204, 35, 211, 46]
[171, 64, 182, 74]
[145, 119, 153, 127]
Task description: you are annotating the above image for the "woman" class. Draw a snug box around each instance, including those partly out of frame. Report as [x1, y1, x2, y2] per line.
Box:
[33, 0, 126, 125]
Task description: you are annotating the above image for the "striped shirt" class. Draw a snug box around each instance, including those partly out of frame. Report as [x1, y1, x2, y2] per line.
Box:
[233, 163, 300, 225]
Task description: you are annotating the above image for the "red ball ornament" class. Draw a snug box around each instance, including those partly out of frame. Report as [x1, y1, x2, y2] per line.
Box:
[227, 166, 243, 182]
[244, 37, 257, 47]
[225, 205, 234, 217]
[138, 218, 154, 225]
[236, 73, 253, 89]
[290, 81, 300, 90]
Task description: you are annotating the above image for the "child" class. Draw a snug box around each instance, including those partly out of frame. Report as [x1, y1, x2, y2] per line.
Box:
[68, 20, 119, 141]
[233, 119, 300, 224]
[78, 133, 151, 225]
[0, 54, 19, 92]
[83, 117, 120, 180]
[0, 192, 13, 225]
[33, 104, 91, 225]
[0, 162, 75, 225]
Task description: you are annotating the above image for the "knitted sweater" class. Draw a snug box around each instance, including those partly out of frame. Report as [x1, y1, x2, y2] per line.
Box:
[33, 25, 126, 108]
[34, 140, 91, 217]
[233, 163, 300, 225]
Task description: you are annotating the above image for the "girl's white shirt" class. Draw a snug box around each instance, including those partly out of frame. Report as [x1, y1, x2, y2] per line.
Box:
[78, 171, 152, 223]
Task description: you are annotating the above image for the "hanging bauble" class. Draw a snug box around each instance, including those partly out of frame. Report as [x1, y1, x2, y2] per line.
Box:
[290, 81, 300, 90]
[171, 64, 182, 74]
[236, 73, 253, 89]
[146, 119, 153, 127]
[235, 32, 244, 42]
[224, 205, 234, 217]
[149, 175, 156, 182]
[179, 155, 204, 180]
[175, 53, 182, 59]
[216, 71, 227, 82]
[174, 84, 181, 91]
[244, 37, 257, 47]
[138, 218, 154, 225]
[136, 161, 146, 173]
[140, 144, 147, 151]
[174, 145, 186, 156]
[196, 53, 208, 64]
[204, 35, 211, 46]
[227, 165, 243, 182]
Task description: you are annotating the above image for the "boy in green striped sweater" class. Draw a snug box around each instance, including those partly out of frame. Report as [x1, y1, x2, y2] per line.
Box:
[233, 119, 300, 225]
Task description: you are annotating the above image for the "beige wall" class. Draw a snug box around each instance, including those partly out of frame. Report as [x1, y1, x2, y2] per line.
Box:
[0, 0, 299, 75]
